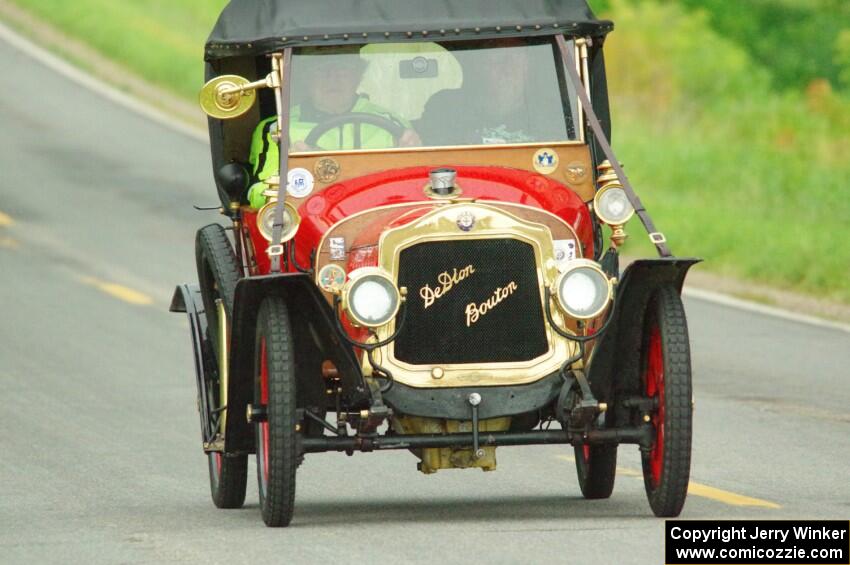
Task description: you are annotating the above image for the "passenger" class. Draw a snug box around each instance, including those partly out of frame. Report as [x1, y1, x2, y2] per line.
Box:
[247, 46, 421, 209]
[418, 38, 567, 146]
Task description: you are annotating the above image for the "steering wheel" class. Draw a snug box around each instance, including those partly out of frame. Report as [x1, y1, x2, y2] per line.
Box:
[303, 112, 405, 150]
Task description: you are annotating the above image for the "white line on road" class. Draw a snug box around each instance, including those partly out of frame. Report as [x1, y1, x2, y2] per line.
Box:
[0, 19, 206, 143]
[683, 287, 850, 334]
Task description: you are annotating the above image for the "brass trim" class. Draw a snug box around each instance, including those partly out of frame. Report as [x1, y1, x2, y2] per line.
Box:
[256, 200, 301, 243]
[593, 184, 635, 226]
[371, 203, 580, 388]
[340, 267, 402, 328]
[290, 140, 585, 159]
[423, 182, 464, 200]
[313, 200, 584, 286]
[575, 40, 587, 144]
[314, 201, 442, 284]
[553, 259, 614, 320]
[199, 75, 255, 119]
[216, 299, 229, 438]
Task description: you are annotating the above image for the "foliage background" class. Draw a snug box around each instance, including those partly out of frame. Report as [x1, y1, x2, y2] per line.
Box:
[5, 0, 850, 302]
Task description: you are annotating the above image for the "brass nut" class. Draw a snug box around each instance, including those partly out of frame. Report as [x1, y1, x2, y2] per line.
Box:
[431, 367, 445, 380]
[643, 414, 651, 423]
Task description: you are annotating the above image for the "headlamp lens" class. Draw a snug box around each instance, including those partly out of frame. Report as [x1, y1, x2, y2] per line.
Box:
[346, 273, 400, 327]
[596, 187, 634, 225]
[257, 201, 300, 242]
[556, 263, 611, 319]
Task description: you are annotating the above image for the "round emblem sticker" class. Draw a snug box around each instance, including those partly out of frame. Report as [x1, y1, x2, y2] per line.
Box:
[533, 148, 559, 175]
[314, 157, 340, 184]
[564, 161, 588, 184]
[286, 167, 314, 198]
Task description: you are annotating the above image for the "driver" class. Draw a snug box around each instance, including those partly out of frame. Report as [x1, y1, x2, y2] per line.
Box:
[247, 46, 421, 209]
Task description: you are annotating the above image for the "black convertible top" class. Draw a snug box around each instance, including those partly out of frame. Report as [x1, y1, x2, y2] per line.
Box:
[206, 0, 613, 61]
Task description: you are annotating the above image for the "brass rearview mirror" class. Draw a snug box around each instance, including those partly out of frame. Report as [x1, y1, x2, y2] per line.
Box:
[199, 72, 277, 119]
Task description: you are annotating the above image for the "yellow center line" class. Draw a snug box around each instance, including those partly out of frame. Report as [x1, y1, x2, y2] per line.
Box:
[556, 455, 781, 509]
[687, 481, 780, 509]
[80, 277, 154, 306]
[0, 210, 14, 227]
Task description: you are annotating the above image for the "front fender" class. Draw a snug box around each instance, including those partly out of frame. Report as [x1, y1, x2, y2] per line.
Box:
[169, 284, 215, 447]
[224, 273, 366, 453]
[586, 257, 701, 406]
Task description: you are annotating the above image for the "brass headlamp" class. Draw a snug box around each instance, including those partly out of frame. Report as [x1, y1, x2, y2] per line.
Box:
[340, 268, 403, 328]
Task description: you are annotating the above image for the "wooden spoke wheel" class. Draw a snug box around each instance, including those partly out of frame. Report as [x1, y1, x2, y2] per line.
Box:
[254, 297, 298, 527]
[574, 443, 617, 499]
[640, 286, 693, 517]
[195, 224, 246, 508]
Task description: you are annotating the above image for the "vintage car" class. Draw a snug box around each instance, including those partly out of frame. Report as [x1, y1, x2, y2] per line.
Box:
[171, 0, 699, 527]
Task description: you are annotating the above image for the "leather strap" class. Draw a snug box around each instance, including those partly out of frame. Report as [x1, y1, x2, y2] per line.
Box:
[270, 48, 294, 272]
[556, 35, 672, 258]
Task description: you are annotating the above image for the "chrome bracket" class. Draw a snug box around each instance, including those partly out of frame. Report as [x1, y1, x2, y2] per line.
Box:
[266, 244, 285, 257]
[468, 393, 484, 459]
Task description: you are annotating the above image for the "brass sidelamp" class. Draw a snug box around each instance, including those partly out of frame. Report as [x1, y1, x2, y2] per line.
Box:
[593, 160, 635, 248]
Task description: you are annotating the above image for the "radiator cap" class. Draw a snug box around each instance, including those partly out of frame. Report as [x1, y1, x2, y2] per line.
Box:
[429, 168, 456, 195]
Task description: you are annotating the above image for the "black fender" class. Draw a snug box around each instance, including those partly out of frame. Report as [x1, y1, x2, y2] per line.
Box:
[169, 284, 216, 447]
[224, 273, 367, 453]
[585, 257, 701, 415]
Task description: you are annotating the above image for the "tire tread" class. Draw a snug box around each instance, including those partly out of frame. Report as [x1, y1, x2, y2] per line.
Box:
[257, 297, 297, 527]
[642, 286, 693, 517]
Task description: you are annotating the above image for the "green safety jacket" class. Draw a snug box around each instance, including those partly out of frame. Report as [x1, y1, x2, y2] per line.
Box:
[247, 96, 409, 209]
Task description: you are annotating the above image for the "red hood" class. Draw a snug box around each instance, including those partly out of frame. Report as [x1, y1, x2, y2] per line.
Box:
[298, 165, 594, 255]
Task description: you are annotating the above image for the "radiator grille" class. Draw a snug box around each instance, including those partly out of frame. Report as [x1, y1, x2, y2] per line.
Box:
[394, 239, 548, 365]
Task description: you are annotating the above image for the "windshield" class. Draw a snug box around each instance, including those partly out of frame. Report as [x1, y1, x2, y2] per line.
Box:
[288, 38, 580, 153]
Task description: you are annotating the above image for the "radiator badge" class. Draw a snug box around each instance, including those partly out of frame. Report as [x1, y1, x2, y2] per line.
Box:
[456, 211, 476, 232]
[420, 265, 475, 309]
[465, 282, 518, 327]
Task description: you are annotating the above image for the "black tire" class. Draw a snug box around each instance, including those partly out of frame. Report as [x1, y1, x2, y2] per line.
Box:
[640, 286, 693, 517]
[195, 223, 241, 357]
[574, 444, 617, 499]
[207, 451, 248, 509]
[195, 224, 247, 509]
[254, 297, 298, 527]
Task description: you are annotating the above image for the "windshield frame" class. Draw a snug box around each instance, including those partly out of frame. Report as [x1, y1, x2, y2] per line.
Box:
[283, 37, 589, 158]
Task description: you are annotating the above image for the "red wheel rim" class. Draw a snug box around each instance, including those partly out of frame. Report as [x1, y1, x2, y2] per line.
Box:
[644, 323, 664, 487]
[259, 339, 270, 485]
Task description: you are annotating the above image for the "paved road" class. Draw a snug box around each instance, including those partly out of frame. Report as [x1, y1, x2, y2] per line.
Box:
[1, 33, 848, 565]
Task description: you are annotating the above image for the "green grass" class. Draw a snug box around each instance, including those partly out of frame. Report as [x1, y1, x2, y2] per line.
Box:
[6, 0, 850, 302]
[602, 0, 850, 302]
[5, 0, 227, 98]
